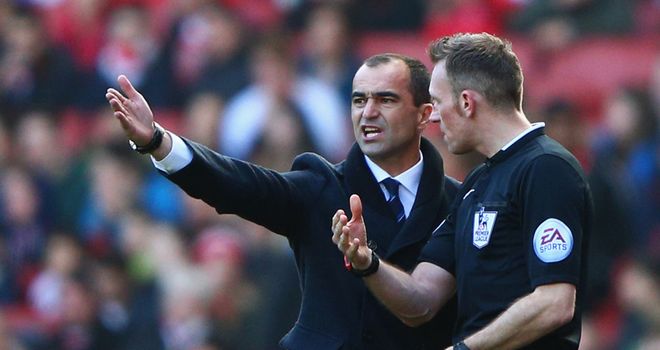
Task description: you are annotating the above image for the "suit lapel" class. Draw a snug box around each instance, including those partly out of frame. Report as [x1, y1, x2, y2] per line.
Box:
[344, 143, 392, 220]
[343, 139, 448, 259]
[343, 143, 402, 253]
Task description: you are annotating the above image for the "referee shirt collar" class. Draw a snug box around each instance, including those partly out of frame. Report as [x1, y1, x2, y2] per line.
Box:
[487, 123, 546, 166]
[501, 122, 545, 151]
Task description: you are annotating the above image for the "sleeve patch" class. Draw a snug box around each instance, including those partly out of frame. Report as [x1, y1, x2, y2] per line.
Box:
[533, 218, 573, 263]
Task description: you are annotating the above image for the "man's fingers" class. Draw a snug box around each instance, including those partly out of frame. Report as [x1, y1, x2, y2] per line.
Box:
[108, 98, 123, 114]
[331, 211, 342, 244]
[106, 88, 127, 104]
[117, 75, 140, 99]
[346, 238, 361, 260]
[332, 210, 345, 229]
[337, 232, 347, 252]
[114, 111, 132, 131]
[349, 194, 363, 223]
[108, 98, 132, 121]
[108, 96, 135, 133]
[338, 227, 352, 251]
[340, 213, 348, 225]
[332, 210, 348, 244]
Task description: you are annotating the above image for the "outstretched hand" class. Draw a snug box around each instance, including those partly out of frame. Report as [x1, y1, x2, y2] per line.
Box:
[105, 75, 155, 146]
[331, 194, 372, 270]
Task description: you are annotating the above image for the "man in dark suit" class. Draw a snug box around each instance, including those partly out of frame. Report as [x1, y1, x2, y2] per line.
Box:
[106, 53, 459, 350]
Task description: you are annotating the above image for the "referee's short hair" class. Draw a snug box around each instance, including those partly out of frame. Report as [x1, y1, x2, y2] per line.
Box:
[428, 33, 524, 112]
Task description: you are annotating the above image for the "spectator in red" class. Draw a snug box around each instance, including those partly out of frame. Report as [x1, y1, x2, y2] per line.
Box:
[422, 0, 509, 41]
[34, 0, 109, 71]
[77, 5, 172, 109]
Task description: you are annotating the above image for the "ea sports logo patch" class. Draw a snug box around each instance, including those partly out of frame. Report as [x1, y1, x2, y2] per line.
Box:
[533, 218, 573, 263]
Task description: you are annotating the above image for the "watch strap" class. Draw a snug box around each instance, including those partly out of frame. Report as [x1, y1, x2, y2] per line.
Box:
[350, 249, 380, 277]
[129, 122, 164, 154]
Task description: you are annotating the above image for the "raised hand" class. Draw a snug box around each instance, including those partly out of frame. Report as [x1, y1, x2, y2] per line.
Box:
[105, 75, 155, 146]
[331, 194, 372, 270]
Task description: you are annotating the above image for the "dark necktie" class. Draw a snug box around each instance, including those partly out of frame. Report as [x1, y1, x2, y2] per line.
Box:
[382, 178, 405, 224]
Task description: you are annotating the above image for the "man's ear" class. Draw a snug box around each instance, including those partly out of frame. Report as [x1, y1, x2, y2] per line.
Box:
[460, 90, 478, 118]
[418, 103, 433, 130]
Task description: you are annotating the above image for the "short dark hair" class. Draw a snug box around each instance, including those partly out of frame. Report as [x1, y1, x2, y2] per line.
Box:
[428, 33, 524, 111]
[363, 54, 431, 107]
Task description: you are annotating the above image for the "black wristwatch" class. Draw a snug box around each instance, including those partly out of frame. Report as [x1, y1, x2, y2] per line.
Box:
[129, 122, 164, 154]
[454, 341, 471, 350]
[350, 249, 380, 277]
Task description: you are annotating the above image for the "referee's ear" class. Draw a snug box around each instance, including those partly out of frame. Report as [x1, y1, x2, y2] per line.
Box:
[459, 90, 479, 118]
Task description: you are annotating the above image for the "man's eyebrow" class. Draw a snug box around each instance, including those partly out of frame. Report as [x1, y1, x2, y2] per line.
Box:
[374, 91, 400, 99]
[351, 91, 400, 99]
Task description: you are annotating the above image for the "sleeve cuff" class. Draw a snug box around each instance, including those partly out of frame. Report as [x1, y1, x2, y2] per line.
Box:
[151, 132, 193, 174]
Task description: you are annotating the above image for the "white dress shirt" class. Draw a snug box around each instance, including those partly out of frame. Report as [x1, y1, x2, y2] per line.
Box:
[364, 152, 424, 218]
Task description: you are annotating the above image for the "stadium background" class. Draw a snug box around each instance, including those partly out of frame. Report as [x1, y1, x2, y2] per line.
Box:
[0, 0, 657, 349]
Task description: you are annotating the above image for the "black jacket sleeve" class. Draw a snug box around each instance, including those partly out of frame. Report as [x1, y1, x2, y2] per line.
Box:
[165, 139, 327, 236]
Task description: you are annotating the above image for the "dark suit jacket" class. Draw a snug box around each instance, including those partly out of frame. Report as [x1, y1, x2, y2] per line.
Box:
[166, 137, 460, 350]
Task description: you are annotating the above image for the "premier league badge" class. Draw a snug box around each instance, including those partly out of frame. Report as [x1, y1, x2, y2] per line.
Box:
[473, 206, 497, 249]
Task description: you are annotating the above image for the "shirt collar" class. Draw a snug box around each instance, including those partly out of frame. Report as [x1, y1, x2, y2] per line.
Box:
[487, 123, 546, 166]
[501, 122, 545, 151]
[364, 151, 424, 194]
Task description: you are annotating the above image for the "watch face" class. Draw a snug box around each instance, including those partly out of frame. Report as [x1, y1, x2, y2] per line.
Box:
[128, 139, 147, 154]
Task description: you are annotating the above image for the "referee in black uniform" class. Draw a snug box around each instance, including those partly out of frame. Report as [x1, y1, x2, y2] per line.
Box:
[333, 32, 592, 350]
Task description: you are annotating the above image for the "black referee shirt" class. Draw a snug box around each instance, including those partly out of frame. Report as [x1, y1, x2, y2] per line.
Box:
[420, 126, 592, 349]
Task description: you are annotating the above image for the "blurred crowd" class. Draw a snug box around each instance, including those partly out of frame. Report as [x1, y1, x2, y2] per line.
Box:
[0, 0, 657, 349]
